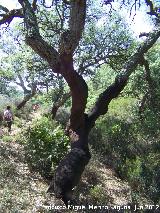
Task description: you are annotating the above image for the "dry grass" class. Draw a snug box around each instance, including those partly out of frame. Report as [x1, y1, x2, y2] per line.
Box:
[0, 136, 132, 213]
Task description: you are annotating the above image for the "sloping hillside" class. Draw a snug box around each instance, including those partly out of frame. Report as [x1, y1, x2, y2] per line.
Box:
[0, 134, 132, 213]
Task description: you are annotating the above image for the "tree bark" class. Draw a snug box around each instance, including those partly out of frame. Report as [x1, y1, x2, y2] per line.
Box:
[88, 24, 160, 127]
[51, 92, 70, 119]
[16, 76, 37, 110]
[17, 91, 36, 110]
[16, 2, 89, 205]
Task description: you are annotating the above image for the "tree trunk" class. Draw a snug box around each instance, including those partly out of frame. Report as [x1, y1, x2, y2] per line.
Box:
[51, 92, 70, 119]
[17, 93, 35, 110]
[48, 113, 91, 206]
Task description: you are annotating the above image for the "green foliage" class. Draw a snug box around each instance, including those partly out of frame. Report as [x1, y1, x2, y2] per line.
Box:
[15, 102, 33, 120]
[86, 43, 160, 204]
[13, 116, 23, 128]
[55, 107, 70, 127]
[1, 135, 13, 143]
[88, 76, 160, 203]
[120, 157, 143, 191]
[141, 153, 160, 202]
[0, 95, 14, 111]
[20, 116, 69, 178]
[89, 184, 107, 204]
[140, 109, 160, 136]
[90, 107, 160, 203]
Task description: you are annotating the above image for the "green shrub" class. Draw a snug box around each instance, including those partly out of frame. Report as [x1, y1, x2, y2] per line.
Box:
[13, 117, 22, 128]
[15, 102, 33, 120]
[2, 135, 13, 143]
[55, 107, 70, 127]
[89, 184, 107, 204]
[89, 116, 138, 167]
[119, 157, 143, 191]
[20, 116, 69, 178]
[89, 101, 160, 203]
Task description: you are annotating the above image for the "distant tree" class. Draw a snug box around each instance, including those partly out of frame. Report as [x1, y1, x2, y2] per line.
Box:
[0, 33, 67, 109]
[0, 0, 160, 205]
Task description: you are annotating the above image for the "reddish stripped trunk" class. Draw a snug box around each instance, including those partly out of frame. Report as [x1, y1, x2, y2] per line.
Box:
[59, 54, 88, 129]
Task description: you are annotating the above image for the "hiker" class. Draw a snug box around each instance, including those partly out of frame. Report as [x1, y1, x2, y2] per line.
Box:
[3, 106, 14, 133]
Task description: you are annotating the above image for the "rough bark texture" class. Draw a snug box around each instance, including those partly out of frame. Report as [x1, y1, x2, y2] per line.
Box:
[59, 54, 88, 130]
[16, 1, 89, 205]
[17, 0, 88, 132]
[47, 147, 91, 206]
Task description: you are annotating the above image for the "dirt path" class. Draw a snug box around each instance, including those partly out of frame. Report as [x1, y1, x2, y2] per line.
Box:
[0, 131, 132, 213]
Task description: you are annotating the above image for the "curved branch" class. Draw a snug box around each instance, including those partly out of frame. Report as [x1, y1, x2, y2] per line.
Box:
[17, 83, 37, 110]
[59, 55, 88, 130]
[18, 0, 60, 69]
[88, 24, 160, 127]
[18, 0, 88, 131]
[0, 7, 23, 25]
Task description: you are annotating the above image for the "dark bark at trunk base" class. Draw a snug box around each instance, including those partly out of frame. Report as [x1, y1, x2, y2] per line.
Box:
[47, 147, 91, 206]
[48, 115, 91, 206]
[51, 105, 58, 119]
[17, 99, 30, 110]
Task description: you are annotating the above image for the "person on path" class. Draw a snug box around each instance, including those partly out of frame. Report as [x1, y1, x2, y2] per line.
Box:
[3, 106, 14, 133]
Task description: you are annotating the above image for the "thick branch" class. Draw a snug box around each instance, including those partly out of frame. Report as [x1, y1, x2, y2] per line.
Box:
[18, 0, 60, 69]
[19, 0, 88, 131]
[145, 0, 159, 17]
[59, 54, 88, 130]
[51, 91, 70, 119]
[17, 83, 36, 110]
[88, 24, 160, 126]
[69, 0, 86, 51]
[0, 7, 23, 25]
[59, 0, 86, 54]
